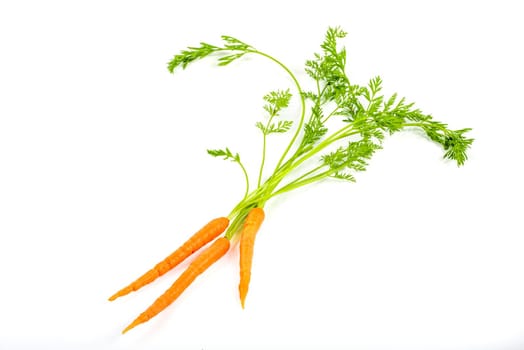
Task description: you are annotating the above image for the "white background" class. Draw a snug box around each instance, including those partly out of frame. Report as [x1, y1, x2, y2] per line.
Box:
[1, 1, 523, 349]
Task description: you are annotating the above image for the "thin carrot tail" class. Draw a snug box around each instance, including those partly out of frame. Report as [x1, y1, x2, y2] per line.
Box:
[239, 274, 250, 309]
[109, 269, 164, 302]
[122, 237, 230, 333]
[238, 208, 265, 309]
[122, 319, 142, 334]
[109, 217, 229, 301]
[239, 252, 252, 309]
[109, 285, 137, 302]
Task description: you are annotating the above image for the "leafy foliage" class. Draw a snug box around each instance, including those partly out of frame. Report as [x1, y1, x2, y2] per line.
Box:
[169, 26, 473, 208]
[256, 120, 293, 134]
[297, 103, 328, 154]
[167, 42, 219, 72]
[167, 36, 254, 73]
[207, 147, 241, 162]
[263, 90, 292, 116]
[321, 140, 382, 181]
[221, 36, 253, 51]
[256, 90, 293, 135]
[305, 27, 350, 104]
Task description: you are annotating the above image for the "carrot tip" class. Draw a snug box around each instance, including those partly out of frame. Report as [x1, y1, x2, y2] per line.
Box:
[122, 316, 143, 334]
[122, 323, 136, 334]
[109, 291, 125, 301]
[109, 286, 133, 302]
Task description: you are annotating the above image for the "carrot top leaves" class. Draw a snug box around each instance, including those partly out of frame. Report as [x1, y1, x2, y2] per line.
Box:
[168, 26, 473, 238]
[167, 35, 255, 73]
[256, 89, 293, 187]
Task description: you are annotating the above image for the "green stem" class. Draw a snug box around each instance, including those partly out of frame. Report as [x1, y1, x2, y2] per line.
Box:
[271, 168, 338, 197]
[403, 122, 449, 134]
[271, 162, 349, 198]
[270, 119, 453, 199]
[274, 164, 326, 193]
[258, 126, 360, 203]
[238, 159, 250, 200]
[225, 208, 250, 240]
[257, 133, 267, 187]
[282, 124, 358, 173]
[257, 114, 276, 187]
[228, 180, 270, 219]
[322, 105, 341, 124]
[250, 50, 306, 172]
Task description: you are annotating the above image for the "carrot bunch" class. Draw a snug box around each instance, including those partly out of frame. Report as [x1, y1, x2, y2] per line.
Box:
[109, 27, 472, 333]
[110, 210, 264, 333]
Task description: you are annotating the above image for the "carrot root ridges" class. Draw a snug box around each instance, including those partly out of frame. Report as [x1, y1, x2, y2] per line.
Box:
[122, 237, 230, 334]
[239, 207, 265, 308]
[109, 217, 229, 301]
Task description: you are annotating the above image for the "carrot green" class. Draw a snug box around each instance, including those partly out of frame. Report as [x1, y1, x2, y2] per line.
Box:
[169, 27, 473, 239]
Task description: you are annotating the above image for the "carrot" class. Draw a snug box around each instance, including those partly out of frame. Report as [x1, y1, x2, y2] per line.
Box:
[109, 217, 229, 301]
[238, 207, 265, 308]
[122, 236, 230, 333]
[110, 29, 472, 333]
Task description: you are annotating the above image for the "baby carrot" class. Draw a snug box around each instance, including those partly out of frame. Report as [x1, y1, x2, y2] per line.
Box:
[239, 207, 265, 308]
[122, 237, 230, 333]
[109, 217, 229, 301]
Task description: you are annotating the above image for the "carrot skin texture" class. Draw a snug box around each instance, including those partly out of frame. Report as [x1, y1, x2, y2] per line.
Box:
[239, 207, 265, 308]
[122, 237, 230, 333]
[109, 217, 229, 301]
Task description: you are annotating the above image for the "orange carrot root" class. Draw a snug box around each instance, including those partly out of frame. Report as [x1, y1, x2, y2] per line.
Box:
[122, 237, 230, 333]
[239, 207, 265, 308]
[109, 217, 229, 301]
